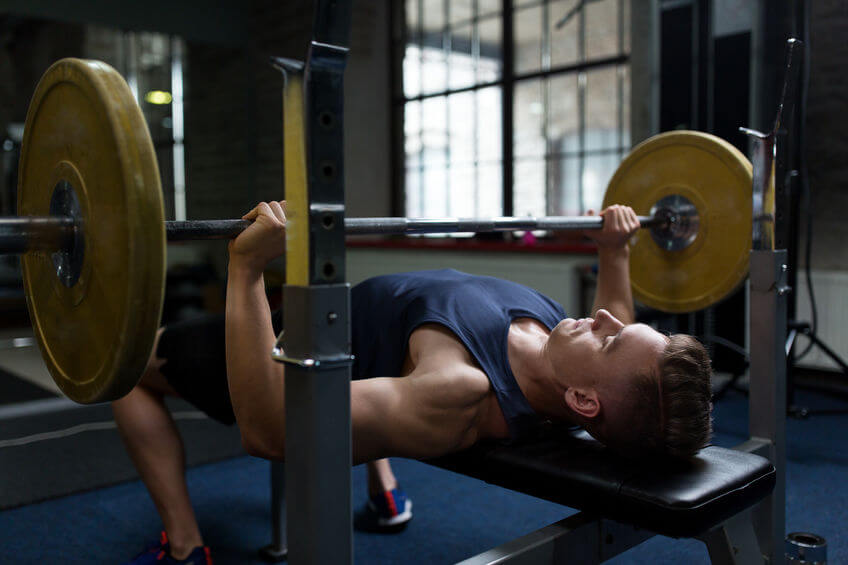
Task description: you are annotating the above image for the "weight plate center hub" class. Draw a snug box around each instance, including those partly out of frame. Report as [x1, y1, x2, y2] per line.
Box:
[649, 193, 699, 252]
[49, 179, 85, 287]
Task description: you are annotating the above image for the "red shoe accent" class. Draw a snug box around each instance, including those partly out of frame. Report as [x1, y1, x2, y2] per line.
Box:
[384, 490, 398, 516]
[204, 546, 213, 565]
[156, 550, 166, 561]
[160, 531, 169, 546]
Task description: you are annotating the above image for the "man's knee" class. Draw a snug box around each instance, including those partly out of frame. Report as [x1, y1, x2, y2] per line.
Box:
[126, 327, 179, 398]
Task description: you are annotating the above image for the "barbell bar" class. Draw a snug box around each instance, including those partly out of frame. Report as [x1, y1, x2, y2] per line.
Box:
[0, 214, 665, 253]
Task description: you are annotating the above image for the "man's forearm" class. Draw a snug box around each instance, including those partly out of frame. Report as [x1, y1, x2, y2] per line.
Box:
[225, 260, 286, 457]
[591, 246, 635, 324]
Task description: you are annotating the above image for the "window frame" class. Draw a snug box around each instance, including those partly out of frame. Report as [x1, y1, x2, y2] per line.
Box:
[390, 0, 631, 220]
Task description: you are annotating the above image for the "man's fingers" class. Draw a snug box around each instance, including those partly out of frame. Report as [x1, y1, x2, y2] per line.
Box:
[269, 200, 286, 224]
[628, 207, 640, 232]
[242, 202, 285, 225]
[603, 206, 621, 232]
[242, 204, 262, 220]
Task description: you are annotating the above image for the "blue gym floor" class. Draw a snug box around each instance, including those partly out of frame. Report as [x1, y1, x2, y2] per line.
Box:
[1, 388, 846, 564]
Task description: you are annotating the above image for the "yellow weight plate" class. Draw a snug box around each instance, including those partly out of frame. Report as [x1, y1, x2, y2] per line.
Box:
[604, 131, 752, 313]
[18, 59, 166, 403]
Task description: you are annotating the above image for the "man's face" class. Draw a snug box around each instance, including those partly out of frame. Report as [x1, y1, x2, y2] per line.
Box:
[548, 309, 668, 394]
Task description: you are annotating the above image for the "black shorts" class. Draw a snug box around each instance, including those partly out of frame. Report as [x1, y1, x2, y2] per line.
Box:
[157, 310, 284, 425]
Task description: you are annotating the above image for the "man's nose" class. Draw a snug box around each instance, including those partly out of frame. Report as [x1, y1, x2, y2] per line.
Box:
[593, 309, 619, 329]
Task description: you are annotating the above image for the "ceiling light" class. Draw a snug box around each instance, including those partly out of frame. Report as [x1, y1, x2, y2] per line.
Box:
[144, 90, 173, 105]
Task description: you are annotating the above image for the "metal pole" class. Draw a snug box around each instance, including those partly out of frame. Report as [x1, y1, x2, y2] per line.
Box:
[275, 2, 353, 563]
[0, 216, 76, 252]
[1, 214, 662, 249]
[258, 461, 288, 561]
[733, 37, 802, 565]
[746, 248, 788, 564]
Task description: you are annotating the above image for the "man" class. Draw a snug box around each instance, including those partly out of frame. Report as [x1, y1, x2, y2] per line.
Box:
[117, 203, 713, 563]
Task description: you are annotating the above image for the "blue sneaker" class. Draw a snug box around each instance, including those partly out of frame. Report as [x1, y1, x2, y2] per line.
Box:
[367, 487, 413, 530]
[124, 531, 213, 565]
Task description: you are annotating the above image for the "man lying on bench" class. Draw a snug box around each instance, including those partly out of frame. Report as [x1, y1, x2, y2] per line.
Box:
[114, 202, 712, 564]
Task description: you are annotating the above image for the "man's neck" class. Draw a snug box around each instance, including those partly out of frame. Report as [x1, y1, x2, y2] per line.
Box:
[508, 319, 574, 422]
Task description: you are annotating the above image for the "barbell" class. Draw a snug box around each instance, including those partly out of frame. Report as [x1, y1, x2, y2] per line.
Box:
[7, 58, 752, 403]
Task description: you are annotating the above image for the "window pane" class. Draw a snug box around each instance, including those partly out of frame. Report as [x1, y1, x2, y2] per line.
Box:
[479, 0, 502, 17]
[477, 86, 502, 163]
[422, 166, 449, 216]
[421, 0, 446, 94]
[478, 163, 503, 216]
[422, 0, 444, 35]
[449, 92, 475, 165]
[421, 96, 447, 166]
[449, 23, 475, 90]
[478, 15, 503, 82]
[406, 166, 422, 216]
[403, 45, 422, 99]
[513, 158, 546, 217]
[549, 0, 580, 67]
[405, 100, 422, 167]
[449, 163, 475, 216]
[406, 0, 419, 34]
[450, 0, 473, 25]
[404, 0, 421, 98]
[421, 46, 447, 95]
[514, 79, 545, 159]
[585, 67, 618, 151]
[583, 152, 619, 211]
[548, 73, 579, 154]
[549, 155, 581, 215]
[514, 4, 543, 74]
[586, 0, 619, 60]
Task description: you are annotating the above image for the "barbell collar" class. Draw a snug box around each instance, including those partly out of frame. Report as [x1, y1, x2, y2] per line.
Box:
[2, 214, 663, 251]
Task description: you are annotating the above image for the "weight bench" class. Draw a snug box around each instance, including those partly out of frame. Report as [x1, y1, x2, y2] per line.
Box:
[426, 425, 775, 564]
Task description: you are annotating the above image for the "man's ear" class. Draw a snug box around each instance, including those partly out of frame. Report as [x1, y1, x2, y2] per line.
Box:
[564, 387, 600, 419]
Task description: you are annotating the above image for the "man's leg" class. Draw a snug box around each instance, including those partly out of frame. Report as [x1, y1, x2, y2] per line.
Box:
[365, 458, 413, 528]
[367, 458, 398, 495]
[112, 333, 203, 560]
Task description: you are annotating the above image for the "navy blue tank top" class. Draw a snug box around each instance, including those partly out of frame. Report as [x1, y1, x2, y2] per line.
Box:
[351, 269, 567, 438]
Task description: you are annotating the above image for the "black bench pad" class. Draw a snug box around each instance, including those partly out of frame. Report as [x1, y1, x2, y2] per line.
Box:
[427, 426, 775, 538]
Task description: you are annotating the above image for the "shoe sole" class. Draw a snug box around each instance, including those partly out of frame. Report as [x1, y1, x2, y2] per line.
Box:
[373, 499, 413, 528]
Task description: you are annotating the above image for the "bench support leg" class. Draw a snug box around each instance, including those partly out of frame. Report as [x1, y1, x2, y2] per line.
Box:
[743, 249, 788, 563]
[699, 510, 764, 565]
[259, 460, 288, 561]
[456, 512, 654, 565]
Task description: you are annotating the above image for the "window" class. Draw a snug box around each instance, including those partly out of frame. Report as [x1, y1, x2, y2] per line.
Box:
[85, 28, 186, 220]
[398, 0, 630, 220]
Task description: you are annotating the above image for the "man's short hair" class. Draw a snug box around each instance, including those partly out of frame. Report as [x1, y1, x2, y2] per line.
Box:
[601, 334, 713, 459]
[640, 334, 714, 457]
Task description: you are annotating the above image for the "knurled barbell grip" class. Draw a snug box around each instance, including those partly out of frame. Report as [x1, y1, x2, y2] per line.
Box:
[167, 215, 661, 238]
[0, 214, 662, 252]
